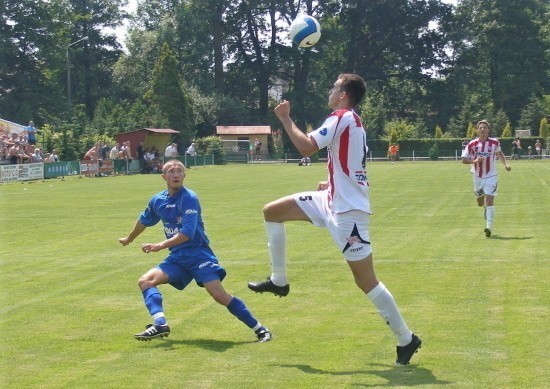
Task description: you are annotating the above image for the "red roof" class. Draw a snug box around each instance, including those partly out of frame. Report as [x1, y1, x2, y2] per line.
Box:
[216, 126, 271, 135]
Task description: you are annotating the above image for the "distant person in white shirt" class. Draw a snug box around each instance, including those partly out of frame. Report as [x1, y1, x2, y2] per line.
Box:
[461, 119, 511, 238]
[186, 143, 197, 156]
[248, 74, 421, 366]
[165, 143, 179, 158]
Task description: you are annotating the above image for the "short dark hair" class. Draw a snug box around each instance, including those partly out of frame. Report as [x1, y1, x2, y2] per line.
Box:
[338, 73, 366, 107]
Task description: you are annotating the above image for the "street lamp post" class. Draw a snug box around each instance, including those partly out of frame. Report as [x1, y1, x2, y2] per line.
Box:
[66, 36, 88, 119]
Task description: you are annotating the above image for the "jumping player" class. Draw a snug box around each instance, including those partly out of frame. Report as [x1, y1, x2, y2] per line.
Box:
[248, 74, 421, 365]
[461, 120, 511, 237]
[119, 159, 271, 343]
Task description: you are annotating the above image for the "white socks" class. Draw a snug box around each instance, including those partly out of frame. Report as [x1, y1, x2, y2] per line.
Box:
[485, 206, 495, 230]
[265, 221, 288, 286]
[367, 282, 412, 346]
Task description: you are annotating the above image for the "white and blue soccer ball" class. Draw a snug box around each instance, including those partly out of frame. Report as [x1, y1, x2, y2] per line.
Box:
[289, 15, 321, 48]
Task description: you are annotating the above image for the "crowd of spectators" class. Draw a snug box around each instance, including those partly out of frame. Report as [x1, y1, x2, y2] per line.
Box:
[1, 124, 184, 175]
[0, 122, 61, 165]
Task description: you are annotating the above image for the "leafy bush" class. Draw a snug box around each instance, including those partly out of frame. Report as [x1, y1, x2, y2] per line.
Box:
[196, 136, 225, 164]
[428, 143, 439, 160]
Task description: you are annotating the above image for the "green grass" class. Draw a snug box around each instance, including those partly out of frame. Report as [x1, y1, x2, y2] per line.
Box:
[1, 160, 549, 388]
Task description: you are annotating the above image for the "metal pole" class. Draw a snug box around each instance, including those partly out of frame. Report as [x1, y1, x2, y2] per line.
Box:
[66, 36, 88, 119]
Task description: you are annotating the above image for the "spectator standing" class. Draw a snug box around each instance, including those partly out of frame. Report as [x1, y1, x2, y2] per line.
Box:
[26, 121, 37, 145]
[84, 143, 98, 160]
[101, 143, 110, 160]
[165, 142, 179, 159]
[535, 139, 542, 158]
[110, 143, 120, 160]
[254, 139, 262, 159]
[511, 137, 521, 160]
[185, 143, 197, 156]
[388, 143, 399, 164]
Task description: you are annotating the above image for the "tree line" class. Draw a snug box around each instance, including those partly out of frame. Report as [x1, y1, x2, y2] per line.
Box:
[1, 0, 549, 159]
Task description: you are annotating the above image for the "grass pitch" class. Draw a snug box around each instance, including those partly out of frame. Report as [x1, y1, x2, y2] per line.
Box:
[1, 160, 548, 388]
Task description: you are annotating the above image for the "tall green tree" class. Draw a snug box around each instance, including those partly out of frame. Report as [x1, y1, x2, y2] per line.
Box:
[445, 0, 549, 124]
[150, 43, 194, 147]
[64, 0, 127, 119]
[1, 0, 61, 123]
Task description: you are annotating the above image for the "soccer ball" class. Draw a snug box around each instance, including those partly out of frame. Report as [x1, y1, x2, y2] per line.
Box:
[289, 15, 321, 48]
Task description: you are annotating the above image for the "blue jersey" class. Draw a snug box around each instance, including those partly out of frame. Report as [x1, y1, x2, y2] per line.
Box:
[139, 187, 210, 253]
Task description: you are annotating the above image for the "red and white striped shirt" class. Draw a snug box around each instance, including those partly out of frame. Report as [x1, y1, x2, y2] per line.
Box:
[461, 137, 502, 178]
[309, 108, 370, 214]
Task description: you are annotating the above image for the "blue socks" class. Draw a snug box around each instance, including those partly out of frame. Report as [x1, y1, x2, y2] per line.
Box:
[142, 287, 167, 326]
[143, 290, 261, 331]
[227, 297, 259, 329]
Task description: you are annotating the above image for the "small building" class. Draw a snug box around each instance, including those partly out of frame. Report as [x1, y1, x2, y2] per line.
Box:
[115, 128, 180, 158]
[216, 125, 271, 154]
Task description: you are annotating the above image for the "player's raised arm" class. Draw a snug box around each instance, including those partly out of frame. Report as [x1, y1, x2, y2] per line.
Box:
[274, 100, 319, 157]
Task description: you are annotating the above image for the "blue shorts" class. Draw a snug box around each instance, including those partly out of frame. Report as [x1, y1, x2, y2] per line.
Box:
[157, 246, 226, 290]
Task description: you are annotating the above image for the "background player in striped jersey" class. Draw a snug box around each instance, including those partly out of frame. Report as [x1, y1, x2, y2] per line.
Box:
[461, 120, 511, 237]
[248, 74, 421, 366]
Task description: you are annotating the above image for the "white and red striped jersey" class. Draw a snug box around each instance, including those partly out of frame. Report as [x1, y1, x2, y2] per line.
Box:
[461, 137, 502, 178]
[309, 108, 370, 214]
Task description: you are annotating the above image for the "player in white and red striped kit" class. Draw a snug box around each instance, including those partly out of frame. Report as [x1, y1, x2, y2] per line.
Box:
[248, 74, 421, 365]
[461, 120, 511, 237]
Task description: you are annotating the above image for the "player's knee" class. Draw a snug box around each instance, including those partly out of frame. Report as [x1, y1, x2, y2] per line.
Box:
[263, 203, 276, 221]
[138, 275, 154, 290]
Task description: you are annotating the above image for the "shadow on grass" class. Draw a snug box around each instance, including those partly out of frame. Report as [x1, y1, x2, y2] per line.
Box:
[275, 363, 451, 387]
[151, 338, 251, 352]
[489, 235, 533, 240]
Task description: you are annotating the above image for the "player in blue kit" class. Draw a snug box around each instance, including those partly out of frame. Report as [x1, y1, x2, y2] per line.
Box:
[119, 159, 271, 342]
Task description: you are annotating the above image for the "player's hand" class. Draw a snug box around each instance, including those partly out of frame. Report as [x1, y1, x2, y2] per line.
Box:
[274, 100, 290, 119]
[119, 237, 131, 246]
[505, 165, 511, 171]
[474, 157, 485, 164]
[141, 243, 161, 254]
[317, 181, 329, 191]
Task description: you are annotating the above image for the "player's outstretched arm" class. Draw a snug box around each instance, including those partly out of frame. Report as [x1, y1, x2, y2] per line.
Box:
[119, 221, 147, 246]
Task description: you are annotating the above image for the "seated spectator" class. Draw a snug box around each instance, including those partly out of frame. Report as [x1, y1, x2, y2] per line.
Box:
[0, 146, 8, 162]
[8, 142, 29, 164]
[31, 148, 44, 163]
[45, 149, 59, 162]
[145, 147, 155, 173]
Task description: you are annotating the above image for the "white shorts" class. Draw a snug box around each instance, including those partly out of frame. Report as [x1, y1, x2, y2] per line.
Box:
[293, 191, 372, 261]
[473, 175, 498, 198]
